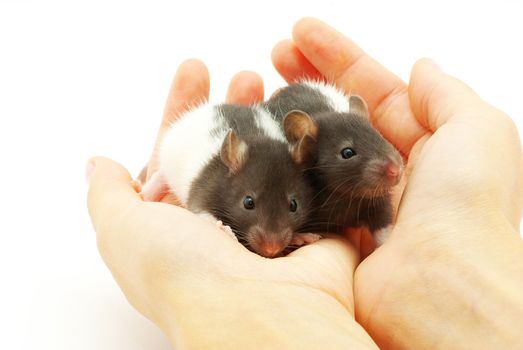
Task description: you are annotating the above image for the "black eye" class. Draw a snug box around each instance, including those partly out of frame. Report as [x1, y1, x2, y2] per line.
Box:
[243, 196, 255, 210]
[341, 147, 356, 159]
[289, 199, 298, 212]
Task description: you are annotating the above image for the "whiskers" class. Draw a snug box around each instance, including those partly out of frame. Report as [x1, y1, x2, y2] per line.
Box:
[301, 177, 390, 232]
[210, 207, 245, 239]
[302, 163, 346, 172]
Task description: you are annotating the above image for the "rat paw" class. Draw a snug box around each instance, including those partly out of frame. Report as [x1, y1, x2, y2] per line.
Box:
[216, 220, 237, 241]
[291, 233, 322, 246]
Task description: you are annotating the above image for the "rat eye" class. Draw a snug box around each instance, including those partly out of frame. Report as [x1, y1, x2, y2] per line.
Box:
[289, 199, 298, 212]
[243, 196, 255, 210]
[341, 147, 356, 159]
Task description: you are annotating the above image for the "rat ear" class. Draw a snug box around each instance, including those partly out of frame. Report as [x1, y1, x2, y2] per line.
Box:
[283, 110, 318, 165]
[291, 134, 316, 166]
[220, 129, 248, 173]
[283, 110, 318, 143]
[349, 95, 369, 118]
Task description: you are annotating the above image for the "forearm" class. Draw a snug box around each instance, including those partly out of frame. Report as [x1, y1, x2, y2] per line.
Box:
[160, 280, 378, 350]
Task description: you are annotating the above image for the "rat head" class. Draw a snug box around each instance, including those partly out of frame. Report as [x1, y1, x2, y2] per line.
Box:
[283, 96, 403, 199]
[216, 130, 313, 258]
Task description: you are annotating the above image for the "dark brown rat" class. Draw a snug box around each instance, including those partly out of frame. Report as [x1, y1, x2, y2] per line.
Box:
[141, 103, 317, 257]
[264, 81, 403, 245]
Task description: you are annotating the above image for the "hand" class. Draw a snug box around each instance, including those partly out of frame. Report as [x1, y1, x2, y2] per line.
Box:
[87, 60, 378, 349]
[272, 18, 523, 349]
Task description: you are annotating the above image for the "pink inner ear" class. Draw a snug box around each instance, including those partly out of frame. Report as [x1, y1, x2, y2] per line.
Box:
[221, 130, 248, 173]
[284, 110, 318, 143]
[140, 171, 170, 202]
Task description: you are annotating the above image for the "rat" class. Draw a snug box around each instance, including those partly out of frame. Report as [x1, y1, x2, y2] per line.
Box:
[264, 80, 404, 245]
[140, 103, 321, 258]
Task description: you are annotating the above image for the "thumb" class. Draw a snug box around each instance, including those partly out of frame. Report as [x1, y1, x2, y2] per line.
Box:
[407, 58, 523, 229]
[408, 58, 488, 131]
[288, 236, 359, 314]
[86, 156, 141, 236]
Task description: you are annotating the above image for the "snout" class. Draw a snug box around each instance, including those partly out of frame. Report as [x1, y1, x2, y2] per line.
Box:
[383, 160, 403, 186]
[364, 156, 404, 193]
[248, 227, 293, 258]
[258, 239, 285, 258]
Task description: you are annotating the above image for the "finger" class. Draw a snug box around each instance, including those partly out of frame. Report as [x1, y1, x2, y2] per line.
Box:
[161, 59, 210, 128]
[86, 156, 179, 318]
[407, 59, 523, 227]
[86, 157, 185, 285]
[271, 39, 323, 83]
[280, 17, 426, 155]
[409, 58, 499, 131]
[147, 59, 210, 179]
[409, 59, 521, 161]
[87, 156, 142, 236]
[353, 241, 403, 334]
[287, 236, 359, 313]
[225, 71, 264, 105]
[291, 17, 399, 108]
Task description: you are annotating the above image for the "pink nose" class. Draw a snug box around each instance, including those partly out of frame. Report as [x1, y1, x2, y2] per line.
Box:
[385, 163, 399, 177]
[384, 162, 402, 184]
[258, 240, 284, 258]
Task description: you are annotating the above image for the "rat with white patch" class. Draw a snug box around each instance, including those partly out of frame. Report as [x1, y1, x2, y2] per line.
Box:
[141, 103, 320, 258]
[264, 81, 404, 245]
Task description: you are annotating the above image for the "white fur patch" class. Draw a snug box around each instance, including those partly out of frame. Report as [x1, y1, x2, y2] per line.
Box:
[373, 225, 393, 247]
[254, 106, 286, 141]
[302, 80, 350, 113]
[159, 103, 226, 205]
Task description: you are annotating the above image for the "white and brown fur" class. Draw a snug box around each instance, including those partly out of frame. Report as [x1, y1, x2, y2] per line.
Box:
[264, 81, 403, 245]
[142, 102, 320, 257]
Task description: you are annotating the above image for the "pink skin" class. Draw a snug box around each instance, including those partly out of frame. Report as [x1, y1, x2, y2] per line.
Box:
[251, 232, 323, 258]
[140, 171, 170, 202]
[130, 179, 143, 194]
[256, 238, 285, 258]
[383, 161, 403, 187]
[291, 233, 322, 246]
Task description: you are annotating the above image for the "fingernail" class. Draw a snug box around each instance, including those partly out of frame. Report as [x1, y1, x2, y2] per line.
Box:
[426, 58, 442, 72]
[85, 160, 95, 184]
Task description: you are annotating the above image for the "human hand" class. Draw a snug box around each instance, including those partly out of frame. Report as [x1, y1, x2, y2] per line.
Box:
[272, 17, 523, 349]
[87, 60, 378, 349]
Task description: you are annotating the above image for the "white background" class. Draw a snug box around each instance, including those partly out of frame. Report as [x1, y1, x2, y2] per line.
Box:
[1, 1, 522, 349]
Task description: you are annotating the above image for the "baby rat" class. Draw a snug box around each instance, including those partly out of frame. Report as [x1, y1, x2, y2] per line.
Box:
[141, 103, 320, 258]
[264, 81, 404, 245]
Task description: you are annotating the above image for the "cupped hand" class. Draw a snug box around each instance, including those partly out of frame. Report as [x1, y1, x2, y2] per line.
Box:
[272, 17, 523, 349]
[87, 60, 378, 349]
